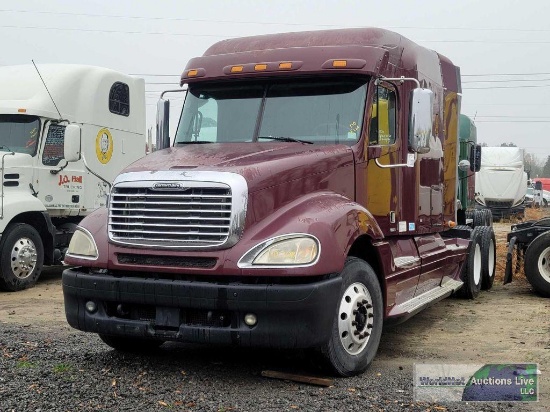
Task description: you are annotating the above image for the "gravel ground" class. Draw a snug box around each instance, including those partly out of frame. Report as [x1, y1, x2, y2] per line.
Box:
[0, 323, 543, 412]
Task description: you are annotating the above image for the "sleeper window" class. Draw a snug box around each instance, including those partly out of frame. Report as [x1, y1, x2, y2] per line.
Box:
[369, 85, 396, 145]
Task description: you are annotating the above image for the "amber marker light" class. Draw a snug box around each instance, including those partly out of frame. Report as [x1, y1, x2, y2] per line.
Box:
[254, 64, 267, 71]
[187, 69, 198, 77]
[18, 108, 26, 113]
[231, 65, 244, 73]
[332, 60, 348, 68]
[447, 220, 457, 228]
[279, 62, 292, 70]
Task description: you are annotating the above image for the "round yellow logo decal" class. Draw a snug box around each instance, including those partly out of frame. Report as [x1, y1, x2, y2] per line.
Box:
[96, 128, 113, 164]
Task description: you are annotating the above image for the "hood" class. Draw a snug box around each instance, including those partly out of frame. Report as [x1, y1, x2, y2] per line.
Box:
[475, 168, 527, 206]
[1, 152, 33, 168]
[123, 143, 354, 192]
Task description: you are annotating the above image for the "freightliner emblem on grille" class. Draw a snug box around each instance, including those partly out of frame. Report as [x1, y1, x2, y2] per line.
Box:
[152, 182, 186, 190]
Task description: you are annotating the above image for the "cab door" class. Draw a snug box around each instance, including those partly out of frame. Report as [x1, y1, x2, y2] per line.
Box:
[36, 122, 85, 215]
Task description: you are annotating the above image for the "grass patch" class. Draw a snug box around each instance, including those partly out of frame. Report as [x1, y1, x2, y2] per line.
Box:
[16, 360, 35, 368]
[53, 363, 72, 373]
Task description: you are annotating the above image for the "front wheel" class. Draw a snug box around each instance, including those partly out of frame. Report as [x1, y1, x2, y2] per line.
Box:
[318, 257, 383, 377]
[524, 232, 550, 297]
[98, 334, 165, 352]
[0, 223, 44, 291]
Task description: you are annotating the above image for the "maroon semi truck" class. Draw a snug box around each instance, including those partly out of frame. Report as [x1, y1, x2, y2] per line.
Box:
[62, 28, 492, 376]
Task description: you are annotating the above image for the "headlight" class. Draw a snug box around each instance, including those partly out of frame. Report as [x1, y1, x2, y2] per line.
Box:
[66, 228, 99, 260]
[238, 234, 320, 268]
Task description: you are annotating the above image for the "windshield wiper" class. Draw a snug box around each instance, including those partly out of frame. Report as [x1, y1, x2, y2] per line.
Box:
[0, 145, 14, 152]
[176, 141, 213, 145]
[257, 136, 313, 144]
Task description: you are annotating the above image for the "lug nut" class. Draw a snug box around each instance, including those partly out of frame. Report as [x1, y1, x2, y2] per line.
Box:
[367, 323, 373, 329]
[354, 330, 360, 336]
[362, 299, 367, 304]
[366, 304, 373, 309]
[351, 321, 357, 326]
[368, 313, 374, 318]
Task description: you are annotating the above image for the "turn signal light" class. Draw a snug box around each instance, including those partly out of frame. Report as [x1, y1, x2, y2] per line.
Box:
[332, 60, 348, 68]
[254, 64, 267, 71]
[447, 220, 457, 228]
[231, 65, 244, 73]
[279, 62, 292, 69]
[18, 108, 26, 113]
[187, 69, 198, 77]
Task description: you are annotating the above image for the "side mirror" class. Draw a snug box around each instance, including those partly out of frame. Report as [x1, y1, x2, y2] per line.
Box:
[156, 99, 170, 150]
[64, 124, 81, 162]
[535, 181, 543, 190]
[469, 144, 482, 172]
[409, 88, 433, 154]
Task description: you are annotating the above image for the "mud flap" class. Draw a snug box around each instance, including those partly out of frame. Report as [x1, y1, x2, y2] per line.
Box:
[504, 236, 516, 284]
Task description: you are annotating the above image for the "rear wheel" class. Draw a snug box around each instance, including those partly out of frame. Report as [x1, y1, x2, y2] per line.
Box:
[524, 232, 550, 297]
[0, 223, 44, 291]
[98, 334, 165, 352]
[458, 227, 483, 299]
[480, 226, 496, 290]
[318, 257, 383, 376]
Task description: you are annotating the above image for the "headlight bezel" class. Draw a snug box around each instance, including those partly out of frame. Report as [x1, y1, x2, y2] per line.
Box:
[65, 227, 99, 260]
[237, 233, 320, 268]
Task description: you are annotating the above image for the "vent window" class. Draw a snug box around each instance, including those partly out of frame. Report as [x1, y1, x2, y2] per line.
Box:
[109, 82, 130, 116]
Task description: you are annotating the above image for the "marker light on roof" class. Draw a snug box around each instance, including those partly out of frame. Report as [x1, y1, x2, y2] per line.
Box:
[332, 60, 348, 68]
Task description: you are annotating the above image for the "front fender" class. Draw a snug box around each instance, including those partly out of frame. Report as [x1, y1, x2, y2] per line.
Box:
[0, 192, 47, 233]
[239, 190, 383, 275]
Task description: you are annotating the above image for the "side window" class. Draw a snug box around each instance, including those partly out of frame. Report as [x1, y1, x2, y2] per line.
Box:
[369, 85, 396, 145]
[109, 82, 130, 116]
[42, 124, 66, 166]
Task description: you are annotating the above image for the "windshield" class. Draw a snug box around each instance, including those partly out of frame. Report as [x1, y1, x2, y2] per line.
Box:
[0, 114, 40, 155]
[175, 78, 367, 145]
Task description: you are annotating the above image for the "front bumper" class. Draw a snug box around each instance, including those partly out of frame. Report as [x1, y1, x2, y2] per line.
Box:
[62, 268, 341, 349]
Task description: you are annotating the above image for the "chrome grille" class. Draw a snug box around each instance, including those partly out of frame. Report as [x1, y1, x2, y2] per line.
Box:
[109, 187, 231, 246]
[109, 182, 233, 248]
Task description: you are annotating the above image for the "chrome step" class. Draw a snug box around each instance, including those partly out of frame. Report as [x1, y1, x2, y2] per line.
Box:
[388, 279, 463, 319]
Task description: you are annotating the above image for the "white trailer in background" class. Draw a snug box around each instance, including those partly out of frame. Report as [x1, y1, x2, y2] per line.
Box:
[475, 147, 527, 219]
[0, 64, 145, 291]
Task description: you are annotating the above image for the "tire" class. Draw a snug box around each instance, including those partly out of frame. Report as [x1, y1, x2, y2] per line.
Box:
[480, 226, 496, 290]
[318, 257, 383, 377]
[523, 232, 550, 297]
[457, 227, 483, 299]
[98, 334, 165, 352]
[0, 223, 44, 292]
[482, 209, 493, 226]
[472, 210, 485, 228]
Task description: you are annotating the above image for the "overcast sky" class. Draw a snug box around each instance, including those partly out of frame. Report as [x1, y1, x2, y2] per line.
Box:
[2, 0, 549, 162]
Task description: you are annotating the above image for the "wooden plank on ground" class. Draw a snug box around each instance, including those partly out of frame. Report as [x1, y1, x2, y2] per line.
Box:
[261, 370, 333, 387]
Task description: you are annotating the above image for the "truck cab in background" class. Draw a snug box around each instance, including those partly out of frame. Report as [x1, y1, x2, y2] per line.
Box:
[475, 146, 528, 219]
[63, 28, 494, 376]
[0, 64, 145, 291]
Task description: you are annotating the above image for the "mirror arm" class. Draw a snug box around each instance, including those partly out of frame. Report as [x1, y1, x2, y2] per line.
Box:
[377, 76, 421, 88]
[49, 160, 69, 175]
[375, 153, 417, 169]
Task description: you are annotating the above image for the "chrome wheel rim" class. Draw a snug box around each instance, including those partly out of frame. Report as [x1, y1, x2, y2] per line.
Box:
[536, 246, 550, 284]
[10, 237, 37, 279]
[338, 282, 374, 355]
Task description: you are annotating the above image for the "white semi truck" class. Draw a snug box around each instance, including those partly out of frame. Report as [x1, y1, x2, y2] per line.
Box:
[474, 146, 527, 219]
[0, 64, 145, 291]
